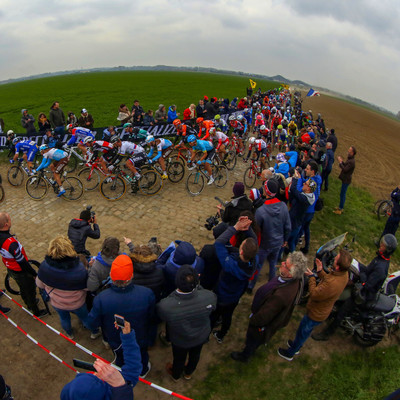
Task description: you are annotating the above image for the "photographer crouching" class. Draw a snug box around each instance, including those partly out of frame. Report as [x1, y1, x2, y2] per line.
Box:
[68, 206, 100, 259]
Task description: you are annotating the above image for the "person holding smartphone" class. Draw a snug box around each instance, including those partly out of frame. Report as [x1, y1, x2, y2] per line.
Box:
[61, 321, 142, 400]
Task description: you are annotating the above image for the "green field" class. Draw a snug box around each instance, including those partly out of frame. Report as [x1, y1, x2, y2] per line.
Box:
[0, 71, 279, 133]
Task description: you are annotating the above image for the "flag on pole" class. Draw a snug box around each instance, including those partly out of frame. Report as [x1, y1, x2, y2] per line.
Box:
[306, 88, 320, 97]
[249, 79, 257, 89]
[281, 84, 289, 89]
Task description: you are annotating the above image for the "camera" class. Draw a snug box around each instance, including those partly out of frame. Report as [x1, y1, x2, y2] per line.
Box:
[86, 205, 95, 219]
[205, 214, 220, 231]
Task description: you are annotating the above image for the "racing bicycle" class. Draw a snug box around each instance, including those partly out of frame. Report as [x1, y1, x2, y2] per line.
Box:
[243, 158, 266, 188]
[186, 162, 228, 196]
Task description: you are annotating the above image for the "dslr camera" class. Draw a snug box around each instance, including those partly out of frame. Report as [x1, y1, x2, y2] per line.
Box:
[86, 205, 95, 222]
[205, 214, 220, 231]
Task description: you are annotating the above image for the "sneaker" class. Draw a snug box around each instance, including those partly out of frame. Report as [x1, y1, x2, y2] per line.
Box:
[207, 176, 215, 185]
[213, 331, 224, 344]
[57, 189, 66, 197]
[230, 351, 249, 363]
[277, 347, 293, 361]
[333, 209, 343, 215]
[90, 330, 101, 340]
[34, 309, 49, 318]
[140, 361, 151, 379]
[0, 306, 11, 314]
[161, 174, 168, 180]
[287, 340, 300, 355]
[159, 331, 171, 346]
[65, 331, 75, 340]
[183, 373, 192, 380]
[165, 362, 179, 382]
[102, 339, 110, 349]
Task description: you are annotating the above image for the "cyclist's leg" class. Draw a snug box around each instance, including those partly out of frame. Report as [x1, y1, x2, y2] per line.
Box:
[126, 159, 138, 176]
[26, 149, 37, 172]
[77, 143, 87, 155]
[99, 158, 109, 175]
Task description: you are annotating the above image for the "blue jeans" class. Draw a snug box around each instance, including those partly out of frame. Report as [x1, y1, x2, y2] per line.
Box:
[287, 314, 321, 356]
[339, 183, 349, 210]
[248, 246, 281, 288]
[288, 226, 302, 253]
[53, 303, 97, 335]
[296, 213, 314, 251]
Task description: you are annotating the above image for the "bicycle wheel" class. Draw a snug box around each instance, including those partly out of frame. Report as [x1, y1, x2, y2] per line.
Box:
[7, 166, 24, 186]
[25, 176, 48, 200]
[186, 171, 205, 196]
[167, 161, 185, 183]
[224, 150, 237, 171]
[65, 154, 79, 173]
[139, 170, 163, 195]
[0, 185, 4, 203]
[5, 260, 40, 295]
[78, 167, 101, 191]
[243, 166, 257, 188]
[377, 200, 392, 220]
[100, 176, 126, 201]
[213, 165, 228, 188]
[61, 177, 84, 201]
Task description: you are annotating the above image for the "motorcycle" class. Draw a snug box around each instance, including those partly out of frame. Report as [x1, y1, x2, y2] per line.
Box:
[310, 233, 400, 347]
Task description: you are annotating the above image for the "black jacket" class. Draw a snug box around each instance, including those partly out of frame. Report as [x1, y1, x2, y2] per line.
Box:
[222, 195, 253, 225]
[67, 219, 100, 255]
[132, 260, 165, 302]
[360, 254, 390, 301]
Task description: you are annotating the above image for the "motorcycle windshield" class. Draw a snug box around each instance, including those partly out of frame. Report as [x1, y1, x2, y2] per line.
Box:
[316, 232, 347, 255]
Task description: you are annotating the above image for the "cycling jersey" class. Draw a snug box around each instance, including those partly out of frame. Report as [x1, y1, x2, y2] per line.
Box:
[36, 148, 68, 171]
[193, 139, 214, 152]
[119, 141, 145, 156]
[15, 140, 38, 162]
[277, 129, 288, 141]
[214, 131, 229, 150]
[0, 231, 33, 273]
[148, 138, 172, 161]
[198, 120, 215, 140]
[67, 127, 94, 146]
[92, 141, 113, 153]
[214, 119, 228, 133]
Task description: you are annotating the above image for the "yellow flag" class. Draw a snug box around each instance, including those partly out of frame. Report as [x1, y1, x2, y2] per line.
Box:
[281, 83, 289, 89]
[249, 79, 257, 89]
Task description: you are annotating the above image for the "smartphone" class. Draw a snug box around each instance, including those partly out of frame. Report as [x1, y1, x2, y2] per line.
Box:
[73, 358, 96, 372]
[114, 314, 125, 329]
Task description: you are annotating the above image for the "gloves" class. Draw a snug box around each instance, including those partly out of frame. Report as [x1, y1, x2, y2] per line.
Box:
[197, 160, 202, 165]
[9, 159, 14, 164]
[108, 165, 114, 171]
[148, 158, 153, 164]
[62, 144, 68, 149]
[32, 169, 36, 174]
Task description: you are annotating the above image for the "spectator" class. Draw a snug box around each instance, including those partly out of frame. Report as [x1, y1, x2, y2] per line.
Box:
[38, 112, 52, 133]
[278, 249, 351, 360]
[183, 104, 196, 122]
[321, 142, 334, 191]
[0, 374, 12, 400]
[237, 98, 247, 110]
[68, 209, 100, 258]
[61, 321, 141, 400]
[117, 104, 133, 125]
[377, 186, 400, 242]
[131, 100, 145, 125]
[157, 266, 216, 381]
[333, 146, 356, 215]
[88, 255, 155, 377]
[0, 117, 4, 134]
[249, 188, 264, 211]
[211, 216, 258, 343]
[205, 98, 216, 120]
[78, 108, 94, 130]
[49, 101, 66, 135]
[220, 98, 230, 114]
[21, 109, 36, 136]
[154, 104, 167, 124]
[230, 97, 238, 110]
[167, 105, 180, 123]
[0, 291, 11, 315]
[42, 128, 62, 149]
[195, 99, 207, 120]
[87, 237, 120, 293]
[327, 128, 338, 152]
[143, 110, 155, 126]
[0, 212, 47, 317]
[36, 236, 100, 339]
[67, 112, 78, 127]
[102, 126, 117, 141]
[231, 251, 308, 362]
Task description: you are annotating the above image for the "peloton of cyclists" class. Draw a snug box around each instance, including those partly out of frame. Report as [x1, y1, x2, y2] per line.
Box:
[209, 127, 229, 161]
[65, 124, 95, 157]
[245, 137, 268, 170]
[82, 137, 116, 175]
[145, 135, 173, 179]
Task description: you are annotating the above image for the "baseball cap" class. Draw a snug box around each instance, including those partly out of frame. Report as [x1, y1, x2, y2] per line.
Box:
[81, 108, 88, 114]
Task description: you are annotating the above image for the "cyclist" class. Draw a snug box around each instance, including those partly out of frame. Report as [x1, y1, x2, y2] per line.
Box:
[245, 137, 268, 170]
[65, 124, 94, 157]
[253, 113, 265, 134]
[196, 117, 214, 141]
[111, 136, 147, 181]
[229, 115, 245, 155]
[210, 127, 229, 161]
[11, 137, 38, 174]
[288, 119, 298, 144]
[277, 124, 288, 150]
[83, 137, 116, 175]
[186, 134, 215, 185]
[145, 135, 173, 179]
[243, 108, 252, 128]
[42, 128, 62, 149]
[172, 119, 196, 144]
[214, 114, 228, 133]
[120, 122, 134, 141]
[36, 144, 69, 197]
[237, 114, 248, 137]
[259, 125, 270, 142]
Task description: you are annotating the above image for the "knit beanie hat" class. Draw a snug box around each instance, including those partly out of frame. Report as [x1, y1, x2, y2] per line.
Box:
[175, 265, 198, 293]
[110, 255, 133, 281]
[173, 241, 196, 265]
[249, 188, 261, 201]
[264, 179, 278, 198]
[60, 373, 107, 400]
[232, 182, 245, 197]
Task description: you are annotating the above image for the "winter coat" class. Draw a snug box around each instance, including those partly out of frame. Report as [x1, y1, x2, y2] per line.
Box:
[167, 107, 178, 123]
[87, 252, 117, 293]
[338, 155, 355, 185]
[289, 177, 315, 229]
[221, 195, 253, 226]
[67, 219, 100, 255]
[49, 107, 65, 128]
[296, 174, 322, 214]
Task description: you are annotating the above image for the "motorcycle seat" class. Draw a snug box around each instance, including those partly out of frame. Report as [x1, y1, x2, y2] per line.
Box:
[366, 294, 396, 313]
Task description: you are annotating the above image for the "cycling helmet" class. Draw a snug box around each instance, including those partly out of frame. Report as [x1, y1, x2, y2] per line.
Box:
[66, 124, 74, 130]
[381, 234, 397, 256]
[12, 137, 20, 145]
[7, 130, 14, 136]
[196, 117, 204, 124]
[39, 144, 48, 151]
[83, 136, 94, 144]
[237, 115, 244, 121]
[209, 127, 216, 135]
[249, 137, 256, 144]
[277, 125, 283, 130]
[276, 153, 286, 162]
[260, 125, 267, 131]
[173, 119, 181, 126]
[110, 135, 120, 144]
[145, 135, 155, 144]
[187, 134, 197, 143]
[244, 108, 249, 113]
[123, 122, 132, 129]
[214, 114, 221, 120]
[229, 115, 236, 121]
[256, 114, 262, 120]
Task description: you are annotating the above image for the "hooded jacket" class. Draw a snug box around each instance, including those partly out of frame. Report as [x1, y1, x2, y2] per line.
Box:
[289, 177, 315, 229]
[167, 106, 178, 123]
[154, 104, 166, 123]
[296, 174, 322, 214]
[221, 195, 253, 226]
[68, 219, 100, 255]
[87, 252, 118, 293]
[338, 154, 355, 184]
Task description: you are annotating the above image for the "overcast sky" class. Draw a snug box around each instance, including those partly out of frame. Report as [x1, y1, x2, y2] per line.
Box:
[1, 0, 399, 113]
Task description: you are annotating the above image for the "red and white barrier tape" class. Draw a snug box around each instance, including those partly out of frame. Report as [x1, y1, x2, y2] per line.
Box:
[0, 289, 194, 400]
